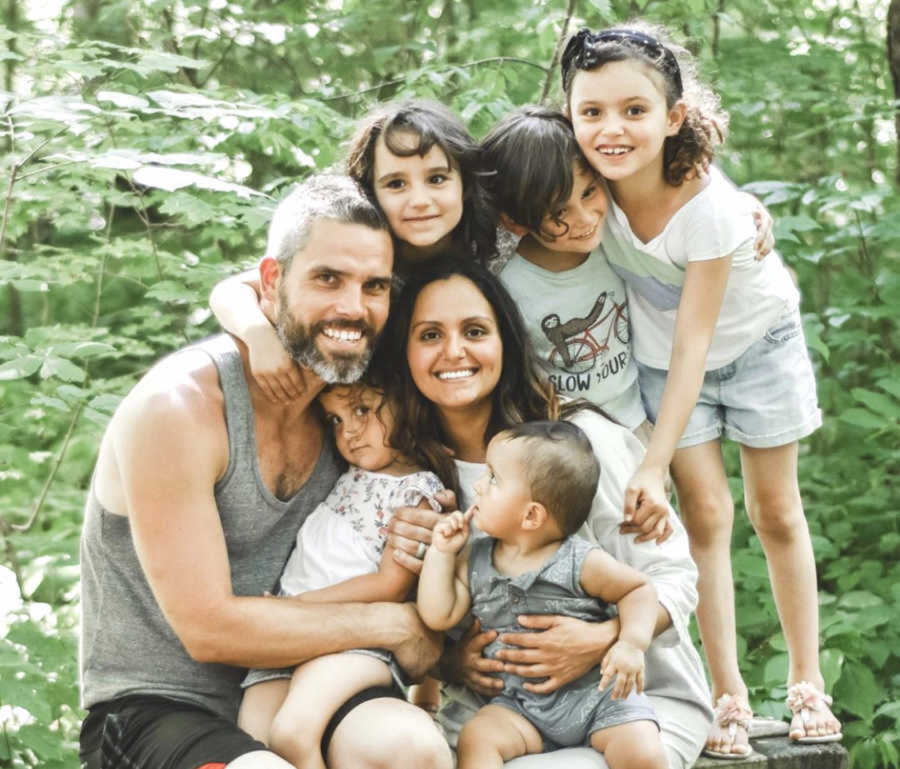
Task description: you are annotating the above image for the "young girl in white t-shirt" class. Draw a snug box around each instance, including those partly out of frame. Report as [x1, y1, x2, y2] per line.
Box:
[561, 22, 841, 758]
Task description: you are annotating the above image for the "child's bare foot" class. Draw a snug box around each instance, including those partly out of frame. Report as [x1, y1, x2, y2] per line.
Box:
[786, 682, 842, 743]
[703, 693, 752, 759]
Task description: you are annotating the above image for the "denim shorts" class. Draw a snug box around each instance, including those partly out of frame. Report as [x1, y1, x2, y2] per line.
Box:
[637, 308, 822, 449]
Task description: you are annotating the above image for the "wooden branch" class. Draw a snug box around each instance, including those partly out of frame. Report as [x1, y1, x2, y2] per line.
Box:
[888, 0, 900, 185]
[162, 8, 200, 88]
[12, 402, 85, 533]
[540, 0, 578, 104]
[198, 36, 237, 88]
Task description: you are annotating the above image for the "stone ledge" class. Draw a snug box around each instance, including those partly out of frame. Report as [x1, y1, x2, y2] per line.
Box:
[694, 737, 847, 769]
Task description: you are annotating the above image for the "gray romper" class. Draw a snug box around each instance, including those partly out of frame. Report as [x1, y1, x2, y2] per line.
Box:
[468, 535, 658, 748]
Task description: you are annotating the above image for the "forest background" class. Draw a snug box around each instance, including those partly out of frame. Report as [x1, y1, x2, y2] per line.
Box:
[0, 0, 897, 766]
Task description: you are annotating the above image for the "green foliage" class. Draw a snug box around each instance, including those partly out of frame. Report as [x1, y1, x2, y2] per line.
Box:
[0, 0, 896, 765]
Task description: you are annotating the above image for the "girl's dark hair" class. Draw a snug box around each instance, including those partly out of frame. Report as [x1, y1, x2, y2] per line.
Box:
[316, 366, 400, 450]
[480, 106, 593, 237]
[562, 22, 727, 186]
[371, 254, 598, 496]
[344, 100, 496, 265]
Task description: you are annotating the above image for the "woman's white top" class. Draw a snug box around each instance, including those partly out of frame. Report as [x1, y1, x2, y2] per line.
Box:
[602, 167, 799, 370]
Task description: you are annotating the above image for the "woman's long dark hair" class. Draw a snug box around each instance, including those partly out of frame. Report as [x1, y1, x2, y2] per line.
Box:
[372, 255, 597, 496]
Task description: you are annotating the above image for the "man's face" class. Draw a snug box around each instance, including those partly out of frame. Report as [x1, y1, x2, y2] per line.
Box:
[273, 218, 393, 384]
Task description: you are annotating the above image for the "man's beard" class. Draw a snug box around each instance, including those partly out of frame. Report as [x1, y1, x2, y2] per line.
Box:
[274, 304, 375, 385]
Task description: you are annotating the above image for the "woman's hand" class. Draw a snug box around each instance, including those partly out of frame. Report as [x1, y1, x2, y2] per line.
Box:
[451, 619, 504, 696]
[496, 615, 619, 694]
[388, 489, 456, 574]
[623, 464, 672, 544]
[246, 321, 307, 403]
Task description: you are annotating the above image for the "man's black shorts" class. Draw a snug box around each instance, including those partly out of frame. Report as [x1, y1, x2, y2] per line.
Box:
[79, 684, 405, 769]
[79, 695, 266, 769]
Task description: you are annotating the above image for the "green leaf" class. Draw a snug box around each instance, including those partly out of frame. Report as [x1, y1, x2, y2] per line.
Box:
[0, 355, 42, 380]
[145, 281, 200, 304]
[53, 341, 116, 359]
[132, 166, 264, 199]
[874, 701, 900, 723]
[820, 648, 844, 690]
[763, 652, 788, 685]
[876, 378, 900, 401]
[839, 408, 884, 430]
[836, 662, 880, 719]
[779, 214, 821, 233]
[838, 591, 884, 610]
[40, 357, 86, 383]
[13, 722, 66, 760]
[851, 388, 900, 420]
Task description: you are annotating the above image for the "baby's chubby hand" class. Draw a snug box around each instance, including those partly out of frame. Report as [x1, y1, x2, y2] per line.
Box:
[598, 639, 645, 700]
[432, 508, 474, 554]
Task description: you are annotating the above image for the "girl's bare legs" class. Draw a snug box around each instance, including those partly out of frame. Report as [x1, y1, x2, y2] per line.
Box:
[456, 704, 543, 769]
[590, 720, 667, 769]
[670, 440, 750, 756]
[268, 653, 392, 769]
[238, 679, 291, 743]
[327, 697, 452, 769]
[740, 442, 840, 740]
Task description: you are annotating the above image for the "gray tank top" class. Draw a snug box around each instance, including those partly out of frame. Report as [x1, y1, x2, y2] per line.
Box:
[79, 335, 341, 721]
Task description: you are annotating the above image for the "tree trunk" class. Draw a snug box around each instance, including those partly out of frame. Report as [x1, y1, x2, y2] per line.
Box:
[889, 0, 900, 185]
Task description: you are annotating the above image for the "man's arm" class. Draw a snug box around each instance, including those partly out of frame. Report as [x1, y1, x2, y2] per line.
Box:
[113, 372, 438, 676]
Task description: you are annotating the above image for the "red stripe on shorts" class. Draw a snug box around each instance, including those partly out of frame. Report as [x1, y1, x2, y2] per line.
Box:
[195, 764, 227, 769]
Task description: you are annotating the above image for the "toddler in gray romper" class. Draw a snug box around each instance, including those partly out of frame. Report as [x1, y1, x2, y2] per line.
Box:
[468, 534, 657, 748]
[418, 420, 667, 769]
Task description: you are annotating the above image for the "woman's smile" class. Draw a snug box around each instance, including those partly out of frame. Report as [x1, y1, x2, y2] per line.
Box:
[406, 275, 503, 411]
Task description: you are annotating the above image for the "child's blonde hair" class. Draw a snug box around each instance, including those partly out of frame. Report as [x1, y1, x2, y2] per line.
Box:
[561, 22, 728, 186]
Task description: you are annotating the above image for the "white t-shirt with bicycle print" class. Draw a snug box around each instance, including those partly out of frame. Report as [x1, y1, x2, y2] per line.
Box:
[498, 247, 646, 430]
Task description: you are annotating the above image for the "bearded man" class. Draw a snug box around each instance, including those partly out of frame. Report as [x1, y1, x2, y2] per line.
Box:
[79, 175, 449, 769]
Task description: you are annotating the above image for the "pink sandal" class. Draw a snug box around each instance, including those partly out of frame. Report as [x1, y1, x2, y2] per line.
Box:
[786, 682, 842, 744]
[702, 693, 753, 759]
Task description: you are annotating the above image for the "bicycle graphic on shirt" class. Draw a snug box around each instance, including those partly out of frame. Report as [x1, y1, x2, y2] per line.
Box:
[541, 292, 631, 374]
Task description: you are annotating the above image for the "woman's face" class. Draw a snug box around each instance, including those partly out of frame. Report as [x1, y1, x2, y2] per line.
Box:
[406, 275, 503, 413]
[372, 131, 464, 250]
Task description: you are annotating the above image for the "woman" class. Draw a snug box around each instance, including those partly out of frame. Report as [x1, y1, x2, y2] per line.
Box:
[376, 255, 713, 769]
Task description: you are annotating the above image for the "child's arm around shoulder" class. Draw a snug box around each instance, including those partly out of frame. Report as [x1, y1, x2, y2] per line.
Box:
[417, 509, 473, 631]
[209, 267, 305, 403]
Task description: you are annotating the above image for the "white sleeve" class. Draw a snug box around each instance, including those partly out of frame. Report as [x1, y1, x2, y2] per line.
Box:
[683, 170, 756, 263]
[387, 471, 444, 516]
[569, 410, 698, 647]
